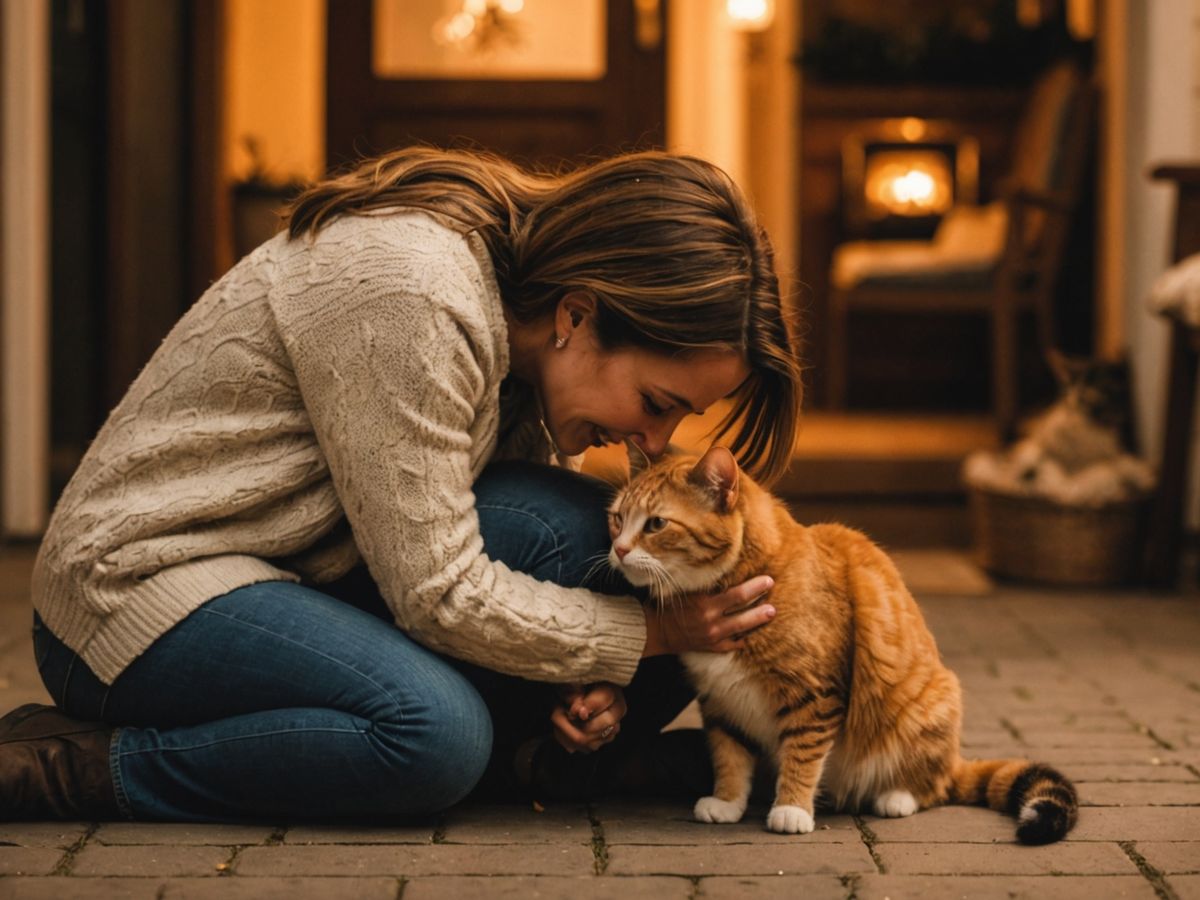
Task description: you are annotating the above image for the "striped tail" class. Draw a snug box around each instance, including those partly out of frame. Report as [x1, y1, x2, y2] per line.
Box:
[950, 757, 1078, 845]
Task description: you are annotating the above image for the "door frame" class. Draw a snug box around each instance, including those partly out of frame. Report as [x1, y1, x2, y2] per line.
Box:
[1, 0, 50, 537]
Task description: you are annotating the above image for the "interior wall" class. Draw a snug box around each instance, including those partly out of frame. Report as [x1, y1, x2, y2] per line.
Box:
[224, 0, 325, 184]
[1, 0, 50, 536]
[1117, 0, 1198, 462]
[667, 1, 799, 316]
[667, 0, 747, 188]
[743, 2, 800, 312]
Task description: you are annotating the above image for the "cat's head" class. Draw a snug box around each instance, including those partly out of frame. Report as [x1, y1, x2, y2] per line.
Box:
[1047, 350, 1130, 430]
[606, 445, 746, 601]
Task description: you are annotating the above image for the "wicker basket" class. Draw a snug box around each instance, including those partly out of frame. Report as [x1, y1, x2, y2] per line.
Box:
[968, 487, 1150, 586]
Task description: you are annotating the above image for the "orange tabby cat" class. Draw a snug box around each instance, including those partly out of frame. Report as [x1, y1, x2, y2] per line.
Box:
[607, 445, 1078, 844]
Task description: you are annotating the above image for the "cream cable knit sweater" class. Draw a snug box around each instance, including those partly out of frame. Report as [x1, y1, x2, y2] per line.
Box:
[32, 210, 647, 686]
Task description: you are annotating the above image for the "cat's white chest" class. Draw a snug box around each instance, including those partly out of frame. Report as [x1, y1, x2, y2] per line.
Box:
[682, 652, 778, 753]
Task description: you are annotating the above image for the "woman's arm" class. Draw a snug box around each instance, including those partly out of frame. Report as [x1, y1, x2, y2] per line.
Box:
[271, 228, 646, 685]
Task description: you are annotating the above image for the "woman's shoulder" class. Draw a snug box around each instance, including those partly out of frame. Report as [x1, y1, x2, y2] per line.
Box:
[295, 208, 475, 265]
[278, 208, 492, 299]
[269, 209, 507, 364]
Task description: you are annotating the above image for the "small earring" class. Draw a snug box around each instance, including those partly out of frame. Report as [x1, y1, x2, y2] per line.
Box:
[555, 335, 568, 349]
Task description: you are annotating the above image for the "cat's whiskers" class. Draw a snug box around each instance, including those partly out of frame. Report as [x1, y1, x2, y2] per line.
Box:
[579, 551, 614, 589]
[644, 560, 686, 613]
[657, 565, 686, 608]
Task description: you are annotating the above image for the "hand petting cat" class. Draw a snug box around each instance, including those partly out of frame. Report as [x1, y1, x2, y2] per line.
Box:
[641, 576, 777, 656]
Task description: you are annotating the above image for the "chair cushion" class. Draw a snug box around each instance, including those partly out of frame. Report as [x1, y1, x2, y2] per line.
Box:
[1150, 251, 1200, 326]
[831, 202, 1006, 290]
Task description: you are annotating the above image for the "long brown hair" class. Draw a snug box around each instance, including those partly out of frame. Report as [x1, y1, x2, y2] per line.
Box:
[286, 147, 804, 484]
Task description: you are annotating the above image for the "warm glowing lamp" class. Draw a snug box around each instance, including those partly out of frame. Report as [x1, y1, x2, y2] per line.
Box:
[727, 0, 775, 32]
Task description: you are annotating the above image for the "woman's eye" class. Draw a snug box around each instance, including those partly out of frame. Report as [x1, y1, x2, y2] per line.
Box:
[642, 394, 667, 416]
[644, 516, 668, 533]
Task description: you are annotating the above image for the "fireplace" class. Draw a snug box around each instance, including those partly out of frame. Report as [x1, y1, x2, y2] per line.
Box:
[842, 118, 979, 239]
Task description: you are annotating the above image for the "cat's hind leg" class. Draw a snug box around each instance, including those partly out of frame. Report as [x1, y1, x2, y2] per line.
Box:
[873, 788, 919, 818]
[693, 722, 756, 824]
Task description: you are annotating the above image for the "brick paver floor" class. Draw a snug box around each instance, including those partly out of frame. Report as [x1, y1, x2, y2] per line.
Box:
[1, 543, 1198, 899]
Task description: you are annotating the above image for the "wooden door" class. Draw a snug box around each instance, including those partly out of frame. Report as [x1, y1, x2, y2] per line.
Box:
[326, 0, 667, 171]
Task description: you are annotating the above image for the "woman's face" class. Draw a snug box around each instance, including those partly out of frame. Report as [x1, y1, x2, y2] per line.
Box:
[538, 299, 751, 458]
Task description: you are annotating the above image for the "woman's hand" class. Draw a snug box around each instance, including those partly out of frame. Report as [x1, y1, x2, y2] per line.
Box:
[550, 682, 628, 753]
[642, 575, 775, 656]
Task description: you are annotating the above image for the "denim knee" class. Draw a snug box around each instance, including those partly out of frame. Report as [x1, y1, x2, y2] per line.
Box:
[474, 460, 620, 590]
[370, 669, 494, 814]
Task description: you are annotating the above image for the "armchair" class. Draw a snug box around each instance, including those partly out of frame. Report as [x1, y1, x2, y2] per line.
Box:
[824, 61, 1094, 438]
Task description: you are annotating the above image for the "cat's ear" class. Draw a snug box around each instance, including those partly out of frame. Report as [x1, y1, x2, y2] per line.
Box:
[626, 440, 653, 477]
[688, 446, 739, 512]
[626, 441, 687, 478]
[1045, 348, 1087, 387]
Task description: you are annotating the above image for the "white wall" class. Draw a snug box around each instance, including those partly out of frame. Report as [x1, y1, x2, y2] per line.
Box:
[1118, 0, 1198, 471]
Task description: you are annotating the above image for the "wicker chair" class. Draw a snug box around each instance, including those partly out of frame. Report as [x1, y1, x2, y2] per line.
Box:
[824, 61, 1094, 439]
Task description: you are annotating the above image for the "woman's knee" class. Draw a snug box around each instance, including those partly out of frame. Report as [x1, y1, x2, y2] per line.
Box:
[473, 461, 617, 588]
[370, 666, 494, 813]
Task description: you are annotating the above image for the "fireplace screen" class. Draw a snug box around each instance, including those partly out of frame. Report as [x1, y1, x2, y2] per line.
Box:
[842, 118, 979, 237]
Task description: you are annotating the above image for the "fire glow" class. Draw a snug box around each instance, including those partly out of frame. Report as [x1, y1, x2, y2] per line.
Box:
[863, 150, 954, 218]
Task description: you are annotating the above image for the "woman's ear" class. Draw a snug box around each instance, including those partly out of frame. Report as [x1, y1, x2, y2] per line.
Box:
[555, 291, 596, 345]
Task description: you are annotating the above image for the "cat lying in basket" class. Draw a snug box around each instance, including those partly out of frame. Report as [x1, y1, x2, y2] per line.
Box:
[606, 445, 1078, 843]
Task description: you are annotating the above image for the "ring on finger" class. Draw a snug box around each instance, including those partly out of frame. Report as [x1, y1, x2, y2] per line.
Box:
[601, 725, 615, 740]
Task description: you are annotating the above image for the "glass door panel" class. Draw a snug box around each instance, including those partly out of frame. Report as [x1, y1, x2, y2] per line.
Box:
[372, 0, 607, 80]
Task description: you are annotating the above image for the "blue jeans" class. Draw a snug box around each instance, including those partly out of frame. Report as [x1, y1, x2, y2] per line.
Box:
[33, 462, 694, 821]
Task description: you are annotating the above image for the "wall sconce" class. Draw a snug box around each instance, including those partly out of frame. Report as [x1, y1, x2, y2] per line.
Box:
[726, 0, 774, 32]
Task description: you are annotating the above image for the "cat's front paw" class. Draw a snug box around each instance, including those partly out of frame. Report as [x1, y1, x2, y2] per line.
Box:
[874, 789, 918, 818]
[766, 804, 814, 834]
[694, 796, 746, 824]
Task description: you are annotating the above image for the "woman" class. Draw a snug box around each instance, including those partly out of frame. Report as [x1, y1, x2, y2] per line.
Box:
[0, 147, 802, 822]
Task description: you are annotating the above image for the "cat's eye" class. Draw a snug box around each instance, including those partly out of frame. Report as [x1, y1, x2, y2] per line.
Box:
[644, 516, 668, 533]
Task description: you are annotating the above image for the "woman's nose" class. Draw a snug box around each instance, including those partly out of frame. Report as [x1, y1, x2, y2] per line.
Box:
[635, 422, 675, 458]
[632, 435, 666, 458]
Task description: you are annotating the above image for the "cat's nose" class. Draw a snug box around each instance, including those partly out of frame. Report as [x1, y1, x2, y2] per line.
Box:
[615, 544, 630, 561]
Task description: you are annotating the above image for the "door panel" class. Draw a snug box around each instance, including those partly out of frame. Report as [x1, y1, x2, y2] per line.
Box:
[372, 0, 607, 81]
[326, 0, 666, 171]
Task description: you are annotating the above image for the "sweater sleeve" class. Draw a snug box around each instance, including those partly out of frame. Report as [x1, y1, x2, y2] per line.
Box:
[272, 232, 647, 686]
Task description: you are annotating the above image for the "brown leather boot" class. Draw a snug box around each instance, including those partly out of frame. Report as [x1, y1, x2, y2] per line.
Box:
[0, 703, 121, 820]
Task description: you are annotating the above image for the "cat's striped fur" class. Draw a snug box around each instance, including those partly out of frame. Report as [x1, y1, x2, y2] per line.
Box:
[608, 446, 1077, 844]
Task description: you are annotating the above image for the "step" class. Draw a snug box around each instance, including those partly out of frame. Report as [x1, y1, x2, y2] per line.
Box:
[583, 410, 1000, 499]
